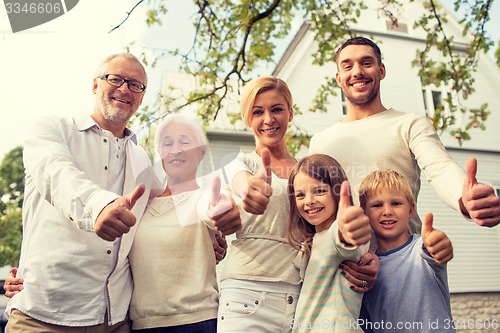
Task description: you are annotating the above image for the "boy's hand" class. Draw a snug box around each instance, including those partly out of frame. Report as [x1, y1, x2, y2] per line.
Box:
[240, 148, 273, 215]
[337, 181, 371, 246]
[422, 213, 454, 265]
[461, 157, 500, 227]
[208, 176, 241, 236]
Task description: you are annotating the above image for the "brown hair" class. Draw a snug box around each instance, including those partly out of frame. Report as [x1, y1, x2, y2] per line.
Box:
[287, 154, 350, 255]
[335, 36, 382, 66]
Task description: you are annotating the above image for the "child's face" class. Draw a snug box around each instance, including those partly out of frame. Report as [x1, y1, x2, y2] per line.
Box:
[293, 171, 337, 232]
[365, 187, 414, 247]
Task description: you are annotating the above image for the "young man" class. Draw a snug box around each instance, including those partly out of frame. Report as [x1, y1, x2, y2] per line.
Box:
[309, 36, 500, 234]
[357, 169, 455, 333]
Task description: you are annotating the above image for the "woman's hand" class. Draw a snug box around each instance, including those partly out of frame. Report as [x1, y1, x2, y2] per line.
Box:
[213, 234, 227, 264]
[340, 251, 379, 293]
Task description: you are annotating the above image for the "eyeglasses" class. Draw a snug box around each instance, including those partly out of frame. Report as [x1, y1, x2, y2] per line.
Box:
[97, 74, 146, 93]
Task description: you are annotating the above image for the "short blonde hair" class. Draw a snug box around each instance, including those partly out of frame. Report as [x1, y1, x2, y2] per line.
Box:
[358, 169, 415, 209]
[240, 75, 293, 127]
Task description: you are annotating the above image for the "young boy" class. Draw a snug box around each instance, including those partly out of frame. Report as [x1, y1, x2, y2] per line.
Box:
[358, 169, 455, 333]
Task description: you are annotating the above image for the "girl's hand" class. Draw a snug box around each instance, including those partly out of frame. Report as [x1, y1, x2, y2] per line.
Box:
[337, 181, 371, 246]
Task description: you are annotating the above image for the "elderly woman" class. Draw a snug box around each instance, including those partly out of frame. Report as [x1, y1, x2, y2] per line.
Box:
[128, 114, 240, 333]
[3, 114, 240, 333]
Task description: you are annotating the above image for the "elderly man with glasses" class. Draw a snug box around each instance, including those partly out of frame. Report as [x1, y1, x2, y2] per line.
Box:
[4, 53, 162, 333]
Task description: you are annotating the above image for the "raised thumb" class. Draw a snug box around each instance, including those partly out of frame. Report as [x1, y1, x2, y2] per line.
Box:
[422, 212, 434, 239]
[464, 157, 478, 190]
[259, 148, 272, 185]
[211, 176, 222, 207]
[126, 184, 146, 209]
[338, 180, 352, 210]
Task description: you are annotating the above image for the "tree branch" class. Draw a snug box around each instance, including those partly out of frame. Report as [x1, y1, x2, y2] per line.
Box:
[109, 0, 145, 33]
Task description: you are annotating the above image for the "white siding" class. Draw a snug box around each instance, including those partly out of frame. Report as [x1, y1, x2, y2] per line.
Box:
[417, 149, 500, 292]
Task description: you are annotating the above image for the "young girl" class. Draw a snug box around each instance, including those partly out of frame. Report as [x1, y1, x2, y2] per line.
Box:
[218, 76, 377, 333]
[288, 154, 371, 332]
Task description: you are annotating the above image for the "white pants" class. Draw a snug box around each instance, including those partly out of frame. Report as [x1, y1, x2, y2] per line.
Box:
[217, 280, 300, 333]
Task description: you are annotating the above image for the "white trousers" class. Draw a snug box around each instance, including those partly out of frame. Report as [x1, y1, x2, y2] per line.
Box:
[217, 280, 301, 333]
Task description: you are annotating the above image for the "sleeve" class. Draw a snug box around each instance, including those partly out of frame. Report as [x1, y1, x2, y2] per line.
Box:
[222, 152, 252, 191]
[308, 133, 320, 155]
[329, 222, 369, 261]
[406, 114, 465, 212]
[418, 237, 447, 272]
[23, 115, 119, 232]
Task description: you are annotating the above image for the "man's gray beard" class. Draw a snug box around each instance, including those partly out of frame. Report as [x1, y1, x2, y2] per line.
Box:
[100, 99, 131, 124]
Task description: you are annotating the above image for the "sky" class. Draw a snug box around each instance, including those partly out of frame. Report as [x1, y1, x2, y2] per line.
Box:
[0, 0, 499, 160]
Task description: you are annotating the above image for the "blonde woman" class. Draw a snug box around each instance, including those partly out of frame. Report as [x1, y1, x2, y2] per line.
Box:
[219, 76, 376, 332]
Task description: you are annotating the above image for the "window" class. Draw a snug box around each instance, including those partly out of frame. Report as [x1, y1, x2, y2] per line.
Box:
[341, 92, 348, 115]
[421, 88, 454, 121]
[381, 3, 408, 34]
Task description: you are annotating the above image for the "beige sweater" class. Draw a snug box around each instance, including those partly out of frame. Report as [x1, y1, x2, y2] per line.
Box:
[129, 189, 218, 329]
[309, 109, 465, 234]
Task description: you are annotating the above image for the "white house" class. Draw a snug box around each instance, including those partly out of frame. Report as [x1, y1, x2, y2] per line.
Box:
[160, 0, 500, 322]
[272, 0, 500, 293]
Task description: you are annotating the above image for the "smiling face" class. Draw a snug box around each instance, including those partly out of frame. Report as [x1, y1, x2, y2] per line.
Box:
[249, 89, 293, 149]
[335, 44, 386, 108]
[365, 187, 414, 251]
[159, 123, 205, 184]
[293, 171, 337, 233]
[92, 56, 146, 130]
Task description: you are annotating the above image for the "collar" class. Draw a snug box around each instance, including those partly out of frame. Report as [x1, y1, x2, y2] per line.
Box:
[73, 114, 137, 144]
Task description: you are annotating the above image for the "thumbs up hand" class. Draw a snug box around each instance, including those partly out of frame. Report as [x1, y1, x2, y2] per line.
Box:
[256, 148, 272, 186]
[337, 181, 371, 246]
[208, 176, 234, 218]
[460, 157, 500, 227]
[241, 148, 273, 215]
[4, 267, 24, 298]
[208, 176, 242, 236]
[95, 184, 146, 241]
[421, 213, 453, 265]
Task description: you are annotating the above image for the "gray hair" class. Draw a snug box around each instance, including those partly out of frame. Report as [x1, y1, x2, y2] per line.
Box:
[94, 53, 147, 82]
[154, 113, 208, 157]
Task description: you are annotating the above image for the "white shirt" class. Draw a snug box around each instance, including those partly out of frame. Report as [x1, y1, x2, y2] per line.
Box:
[6, 114, 160, 326]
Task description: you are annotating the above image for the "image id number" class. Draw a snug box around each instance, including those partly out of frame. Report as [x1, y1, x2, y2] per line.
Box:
[444, 318, 499, 330]
[5, 2, 62, 14]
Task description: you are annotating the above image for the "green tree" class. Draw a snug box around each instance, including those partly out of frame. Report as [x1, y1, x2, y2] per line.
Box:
[0, 206, 22, 267]
[0, 146, 24, 214]
[0, 146, 24, 266]
[116, 0, 495, 150]
[495, 39, 500, 67]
